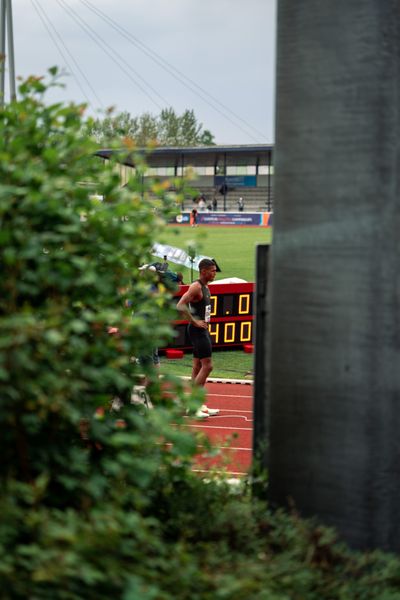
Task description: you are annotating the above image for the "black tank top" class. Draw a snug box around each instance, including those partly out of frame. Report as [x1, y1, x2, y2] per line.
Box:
[190, 280, 211, 322]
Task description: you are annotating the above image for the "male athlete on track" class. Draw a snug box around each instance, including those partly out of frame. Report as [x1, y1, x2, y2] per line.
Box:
[176, 258, 220, 418]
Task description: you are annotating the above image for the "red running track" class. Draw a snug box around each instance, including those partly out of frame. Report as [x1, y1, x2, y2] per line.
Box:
[185, 381, 253, 477]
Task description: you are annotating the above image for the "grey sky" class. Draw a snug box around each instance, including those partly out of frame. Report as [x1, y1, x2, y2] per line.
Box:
[10, 0, 276, 144]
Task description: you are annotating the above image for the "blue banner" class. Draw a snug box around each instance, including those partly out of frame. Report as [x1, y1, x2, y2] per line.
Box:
[215, 175, 257, 188]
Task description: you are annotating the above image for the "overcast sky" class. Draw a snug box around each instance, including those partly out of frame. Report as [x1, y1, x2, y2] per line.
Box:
[9, 0, 276, 145]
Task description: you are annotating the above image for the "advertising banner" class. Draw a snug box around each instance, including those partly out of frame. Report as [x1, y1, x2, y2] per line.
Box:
[214, 175, 257, 188]
[170, 212, 273, 227]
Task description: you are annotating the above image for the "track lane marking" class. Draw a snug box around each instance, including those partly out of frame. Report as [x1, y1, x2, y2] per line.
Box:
[196, 446, 252, 452]
[192, 469, 247, 475]
[205, 408, 252, 414]
[185, 424, 252, 431]
[206, 394, 252, 399]
[193, 381, 254, 474]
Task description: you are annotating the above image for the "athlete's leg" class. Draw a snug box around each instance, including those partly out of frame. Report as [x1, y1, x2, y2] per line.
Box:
[194, 355, 219, 415]
[191, 357, 202, 382]
[194, 356, 213, 387]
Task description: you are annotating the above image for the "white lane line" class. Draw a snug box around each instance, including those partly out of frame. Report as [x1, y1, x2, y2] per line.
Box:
[211, 415, 253, 422]
[206, 393, 252, 399]
[207, 408, 253, 414]
[184, 414, 253, 422]
[197, 446, 252, 452]
[164, 442, 251, 452]
[192, 468, 248, 475]
[184, 424, 252, 431]
[186, 404, 253, 419]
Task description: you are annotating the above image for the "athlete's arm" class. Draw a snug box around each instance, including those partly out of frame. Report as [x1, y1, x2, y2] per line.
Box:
[176, 282, 207, 328]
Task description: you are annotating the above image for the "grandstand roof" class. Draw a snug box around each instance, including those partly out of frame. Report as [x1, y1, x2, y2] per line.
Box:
[95, 144, 273, 168]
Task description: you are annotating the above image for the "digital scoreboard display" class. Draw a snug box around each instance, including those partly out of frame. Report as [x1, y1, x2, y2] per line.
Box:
[170, 282, 254, 350]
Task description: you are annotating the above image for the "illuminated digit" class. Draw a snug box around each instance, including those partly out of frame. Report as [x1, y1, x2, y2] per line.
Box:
[210, 295, 217, 317]
[240, 321, 252, 342]
[224, 322, 235, 343]
[208, 323, 219, 344]
[238, 294, 250, 314]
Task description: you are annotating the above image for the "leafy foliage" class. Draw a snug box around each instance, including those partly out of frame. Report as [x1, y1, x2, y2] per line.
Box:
[1, 69, 400, 599]
[86, 107, 215, 147]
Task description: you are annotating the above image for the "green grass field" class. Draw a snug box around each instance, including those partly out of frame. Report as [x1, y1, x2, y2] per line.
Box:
[160, 350, 254, 380]
[155, 225, 271, 379]
[154, 225, 272, 283]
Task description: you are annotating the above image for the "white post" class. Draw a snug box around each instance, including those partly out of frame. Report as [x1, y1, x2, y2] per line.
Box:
[0, 0, 6, 106]
[0, 0, 16, 105]
[6, 0, 16, 101]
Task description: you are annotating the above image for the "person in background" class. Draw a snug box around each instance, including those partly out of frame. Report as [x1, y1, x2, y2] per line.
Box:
[132, 265, 163, 405]
[238, 197, 244, 212]
[176, 258, 219, 418]
[190, 207, 198, 227]
[212, 196, 218, 211]
[160, 255, 169, 272]
[160, 270, 184, 287]
[219, 183, 228, 196]
[109, 267, 160, 412]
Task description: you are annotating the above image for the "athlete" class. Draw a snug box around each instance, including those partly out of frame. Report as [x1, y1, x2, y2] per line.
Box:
[176, 258, 219, 418]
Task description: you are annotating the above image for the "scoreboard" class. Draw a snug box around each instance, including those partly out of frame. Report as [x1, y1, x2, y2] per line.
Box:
[170, 282, 254, 350]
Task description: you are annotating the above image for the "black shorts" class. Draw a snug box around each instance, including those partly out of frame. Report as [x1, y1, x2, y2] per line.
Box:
[188, 325, 212, 359]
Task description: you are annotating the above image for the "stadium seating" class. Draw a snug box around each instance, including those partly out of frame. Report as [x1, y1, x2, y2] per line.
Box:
[185, 186, 273, 213]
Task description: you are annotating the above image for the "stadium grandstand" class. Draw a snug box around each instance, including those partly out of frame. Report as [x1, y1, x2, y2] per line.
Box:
[95, 144, 274, 212]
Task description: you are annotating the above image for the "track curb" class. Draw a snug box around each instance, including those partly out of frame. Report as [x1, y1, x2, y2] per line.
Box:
[180, 376, 253, 386]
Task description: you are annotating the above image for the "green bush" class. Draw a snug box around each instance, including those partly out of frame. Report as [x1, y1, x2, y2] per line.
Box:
[1, 69, 400, 599]
[0, 69, 203, 597]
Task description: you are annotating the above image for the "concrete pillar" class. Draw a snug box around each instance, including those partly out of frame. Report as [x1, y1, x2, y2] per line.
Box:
[268, 0, 400, 550]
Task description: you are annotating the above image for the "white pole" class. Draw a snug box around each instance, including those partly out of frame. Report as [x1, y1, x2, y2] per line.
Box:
[0, 0, 6, 106]
[6, 0, 16, 101]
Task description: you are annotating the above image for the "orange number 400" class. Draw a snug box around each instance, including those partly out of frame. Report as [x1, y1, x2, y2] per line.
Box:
[208, 321, 252, 345]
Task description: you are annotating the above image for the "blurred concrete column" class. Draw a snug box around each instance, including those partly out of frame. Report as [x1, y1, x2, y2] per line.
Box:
[268, 0, 400, 550]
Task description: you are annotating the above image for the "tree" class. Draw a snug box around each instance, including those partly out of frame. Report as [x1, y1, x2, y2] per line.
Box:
[199, 128, 215, 146]
[0, 68, 207, 596]
[86, 106, 215, 147]
[84, 110, 159, 146]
